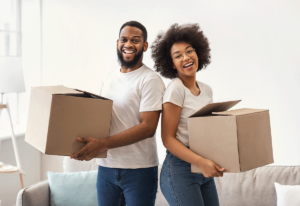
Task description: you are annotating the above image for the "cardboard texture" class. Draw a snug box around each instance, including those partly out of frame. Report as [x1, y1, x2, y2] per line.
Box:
[188, 101, 274, 173]
[25, 85, 113, 158]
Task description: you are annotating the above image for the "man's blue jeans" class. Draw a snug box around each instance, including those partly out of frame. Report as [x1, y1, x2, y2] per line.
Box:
[160, 151, 220, 206]
[96, 165, 158, 206]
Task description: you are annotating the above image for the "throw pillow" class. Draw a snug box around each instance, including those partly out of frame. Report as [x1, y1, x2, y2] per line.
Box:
[47, 170, 98, 206]
[274, 182, 300, 206]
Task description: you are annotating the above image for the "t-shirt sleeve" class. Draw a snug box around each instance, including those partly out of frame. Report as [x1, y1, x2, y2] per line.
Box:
[163, 81, 185, 107]
[140, 78, 166, 112]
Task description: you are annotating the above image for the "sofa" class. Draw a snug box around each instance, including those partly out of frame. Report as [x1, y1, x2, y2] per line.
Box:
[16, 157, 300, 206]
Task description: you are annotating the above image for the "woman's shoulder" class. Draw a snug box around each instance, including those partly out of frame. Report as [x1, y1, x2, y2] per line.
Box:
[166, 78, 185, 90]
[197, 81, 213, 92]
[163, 78, 185, 98]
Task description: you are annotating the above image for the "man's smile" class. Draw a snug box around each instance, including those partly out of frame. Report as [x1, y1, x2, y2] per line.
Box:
[122, 49, 136, 58]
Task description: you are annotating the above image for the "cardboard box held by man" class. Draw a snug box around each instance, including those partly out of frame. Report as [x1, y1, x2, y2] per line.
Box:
[25, 85, 113, 158]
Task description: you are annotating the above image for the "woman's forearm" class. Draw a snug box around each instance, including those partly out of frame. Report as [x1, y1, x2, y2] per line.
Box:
[163, 136, 205, 168]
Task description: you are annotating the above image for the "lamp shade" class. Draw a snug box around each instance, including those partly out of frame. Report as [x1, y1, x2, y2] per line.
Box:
[0, 57, 26, 93]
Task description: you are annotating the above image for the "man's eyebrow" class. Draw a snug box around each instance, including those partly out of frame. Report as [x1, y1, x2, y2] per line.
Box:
[120, 36, 141, 39]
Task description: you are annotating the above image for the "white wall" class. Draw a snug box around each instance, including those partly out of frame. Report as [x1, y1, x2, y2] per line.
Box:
[41, 0, 300, 165]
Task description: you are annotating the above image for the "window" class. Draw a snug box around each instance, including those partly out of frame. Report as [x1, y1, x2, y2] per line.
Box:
[0, 0, 22, 134]
[0, 0, 21, 56]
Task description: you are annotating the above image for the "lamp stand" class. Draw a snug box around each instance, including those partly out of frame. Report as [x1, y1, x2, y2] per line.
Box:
[0, 93, 24, 189]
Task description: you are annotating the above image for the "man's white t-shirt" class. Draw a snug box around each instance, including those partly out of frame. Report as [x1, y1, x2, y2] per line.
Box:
[98, 64, 165, 169]
[163, 78, 213, 146]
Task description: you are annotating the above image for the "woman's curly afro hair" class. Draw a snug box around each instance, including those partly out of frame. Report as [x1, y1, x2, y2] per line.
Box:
[151, 23, 211, 79]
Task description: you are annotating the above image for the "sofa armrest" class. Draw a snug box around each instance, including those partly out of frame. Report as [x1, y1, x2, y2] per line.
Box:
[16, 180, 50, 206]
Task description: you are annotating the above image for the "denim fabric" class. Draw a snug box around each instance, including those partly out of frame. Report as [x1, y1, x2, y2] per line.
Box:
[96, 165, 158, 206]
[160, 151, 220, 206]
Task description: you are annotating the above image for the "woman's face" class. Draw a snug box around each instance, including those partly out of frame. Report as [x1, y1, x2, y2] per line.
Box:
[170, 42, 198, 78]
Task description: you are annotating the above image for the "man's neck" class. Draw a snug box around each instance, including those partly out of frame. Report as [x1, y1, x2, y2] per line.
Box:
[120, 61, 143, 73]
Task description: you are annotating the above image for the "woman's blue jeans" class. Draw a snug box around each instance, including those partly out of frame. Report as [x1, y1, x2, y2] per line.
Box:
[160, 151, 220, 206]
[96, 165, 158, 206]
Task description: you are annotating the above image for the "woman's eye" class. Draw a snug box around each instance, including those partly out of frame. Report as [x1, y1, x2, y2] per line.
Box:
[175, 55, 181, 59]
[187, 50, 192, 54]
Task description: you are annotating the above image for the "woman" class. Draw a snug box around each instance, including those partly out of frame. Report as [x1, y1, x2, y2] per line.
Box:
[151, 23, 225, 206]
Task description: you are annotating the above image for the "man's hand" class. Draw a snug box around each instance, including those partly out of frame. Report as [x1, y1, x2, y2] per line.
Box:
[70, 137, 108, 161]
[197, 158, 225, 178]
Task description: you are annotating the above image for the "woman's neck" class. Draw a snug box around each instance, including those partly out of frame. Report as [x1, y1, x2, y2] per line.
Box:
[178, 75, 200, 96]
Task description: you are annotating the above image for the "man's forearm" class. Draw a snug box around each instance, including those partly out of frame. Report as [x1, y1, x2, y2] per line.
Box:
[104, 123, 155, 150]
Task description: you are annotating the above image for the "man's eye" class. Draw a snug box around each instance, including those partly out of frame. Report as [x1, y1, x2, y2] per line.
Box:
[133, 39, 139, 43]
[120, 39, 126, 42]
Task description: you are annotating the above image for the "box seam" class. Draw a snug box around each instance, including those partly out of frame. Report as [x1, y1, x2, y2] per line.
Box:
[236, 117, 241, 172]
[45, 94, 54, 154]
[214, 110, 269, 117]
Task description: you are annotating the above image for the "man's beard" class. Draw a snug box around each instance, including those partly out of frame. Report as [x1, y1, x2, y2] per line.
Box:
[117, 48, 143, 69]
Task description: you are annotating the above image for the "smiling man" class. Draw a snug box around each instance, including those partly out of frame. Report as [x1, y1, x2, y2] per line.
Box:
[71, 21, 165, 206]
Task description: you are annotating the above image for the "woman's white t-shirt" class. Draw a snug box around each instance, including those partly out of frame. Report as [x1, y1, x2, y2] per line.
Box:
[163, 78, 213, 146]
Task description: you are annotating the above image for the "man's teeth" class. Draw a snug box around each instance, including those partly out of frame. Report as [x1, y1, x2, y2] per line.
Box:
[183, 63, 193, 68]
[124, 50, 134, 54]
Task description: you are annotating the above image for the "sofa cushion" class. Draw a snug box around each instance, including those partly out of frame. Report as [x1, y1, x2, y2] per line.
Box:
[47, 171, 97, 206]
[274, 182, 300, 206]
[215, 166, 300, 206]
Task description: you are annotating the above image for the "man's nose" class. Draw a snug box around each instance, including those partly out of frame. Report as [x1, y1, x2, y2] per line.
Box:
[124, 40, 134, 48]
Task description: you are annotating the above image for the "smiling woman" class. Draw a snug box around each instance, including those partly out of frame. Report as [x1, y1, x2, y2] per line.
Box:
[151, 23, 211, 79]
[151, 23, 223, 206]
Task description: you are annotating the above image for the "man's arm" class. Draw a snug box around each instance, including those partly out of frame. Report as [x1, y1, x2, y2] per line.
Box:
[70, 110, 160, 161]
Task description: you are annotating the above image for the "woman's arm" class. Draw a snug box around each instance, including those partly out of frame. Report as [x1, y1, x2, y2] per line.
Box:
[161, 102, 225, 177]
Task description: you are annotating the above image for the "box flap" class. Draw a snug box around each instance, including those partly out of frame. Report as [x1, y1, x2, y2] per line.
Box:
[34, 85, 83, 95]
[189, 100, 241, 117]
[212, 108, 268, 116]
[74, 89, 111, 101]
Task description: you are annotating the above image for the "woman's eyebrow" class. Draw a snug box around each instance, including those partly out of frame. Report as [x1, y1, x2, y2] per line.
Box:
[173, 46, 192, 55]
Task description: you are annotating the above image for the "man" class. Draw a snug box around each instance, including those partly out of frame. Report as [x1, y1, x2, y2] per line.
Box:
[71, 21, 165, 206]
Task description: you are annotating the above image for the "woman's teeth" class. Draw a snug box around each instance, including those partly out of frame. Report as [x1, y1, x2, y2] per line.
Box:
[183, 62, 194, 68]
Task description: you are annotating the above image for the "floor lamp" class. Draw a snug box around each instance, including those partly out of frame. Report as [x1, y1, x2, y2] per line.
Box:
[0, 57, 26, 189]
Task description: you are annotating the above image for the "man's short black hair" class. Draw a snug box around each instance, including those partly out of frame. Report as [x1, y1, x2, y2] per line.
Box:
[119, 21, 148, 42]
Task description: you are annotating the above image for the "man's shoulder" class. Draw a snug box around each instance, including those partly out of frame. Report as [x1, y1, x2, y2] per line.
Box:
[141, 65, 164, 83]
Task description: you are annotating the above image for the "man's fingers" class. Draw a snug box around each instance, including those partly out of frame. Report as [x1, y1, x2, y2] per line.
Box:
[215, 164, 225, 172]
[214, 171, 223, 177]
[77, 137, 88, 143]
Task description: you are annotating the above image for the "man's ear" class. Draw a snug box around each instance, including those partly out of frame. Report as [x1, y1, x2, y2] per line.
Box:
[143, 41, 148, 52]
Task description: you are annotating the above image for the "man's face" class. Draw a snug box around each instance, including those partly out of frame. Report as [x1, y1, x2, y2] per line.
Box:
[117, 26, 147, 68]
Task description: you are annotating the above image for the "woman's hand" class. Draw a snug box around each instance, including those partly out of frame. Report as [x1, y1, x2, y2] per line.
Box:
[197, 158, 225, 178]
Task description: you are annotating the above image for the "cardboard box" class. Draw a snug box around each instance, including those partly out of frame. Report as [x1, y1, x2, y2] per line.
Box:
[188, 100, 274, 173]
[25, 85, 113, 158]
